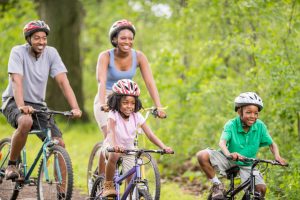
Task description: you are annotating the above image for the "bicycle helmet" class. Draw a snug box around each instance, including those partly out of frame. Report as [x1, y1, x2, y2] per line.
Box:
[234, 92, 263, 112]
[109, 19, 136, 47]
[23, 20, 50, 39]
[112, 79, 140, 97]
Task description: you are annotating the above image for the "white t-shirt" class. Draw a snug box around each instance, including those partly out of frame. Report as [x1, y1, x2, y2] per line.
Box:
[104, 111, 146, 149]
[2, 44, 67, 104]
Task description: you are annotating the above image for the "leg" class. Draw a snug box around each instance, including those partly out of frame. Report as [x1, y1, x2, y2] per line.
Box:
[255, 184, 266, 197]
[196, 149, 216, 179]
[102, 152, 119, 197]
[6, 115, 33, 179]
[98, 125, 108, 176]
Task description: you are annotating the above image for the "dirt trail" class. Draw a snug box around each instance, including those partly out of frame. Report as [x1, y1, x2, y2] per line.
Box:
[0, 186, 89, 200]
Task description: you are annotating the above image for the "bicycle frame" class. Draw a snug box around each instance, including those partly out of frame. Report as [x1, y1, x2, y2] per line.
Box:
[114, 153, 144, 200]
[20, 128, 61, 184]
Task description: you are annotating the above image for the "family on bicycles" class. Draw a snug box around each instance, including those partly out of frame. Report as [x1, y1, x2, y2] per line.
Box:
[0, 18, 288, 200]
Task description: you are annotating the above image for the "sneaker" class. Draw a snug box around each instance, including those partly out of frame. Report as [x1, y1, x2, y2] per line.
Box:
[57, 192, 66, 200]
[102, 181, 117, 197]
[211, 183, 225, 200]
[5, 165, 19, 180]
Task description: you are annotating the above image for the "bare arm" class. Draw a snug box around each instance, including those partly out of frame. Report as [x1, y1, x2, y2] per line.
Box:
[137, 51, 166, 117]
[54, 73, 81, 117]
[11, 73, 33, 114]
[269, 142, 286, 165]
[219, 139, 244, 160]
[141, 123, 173, 153]
[96, 51, 110, 111]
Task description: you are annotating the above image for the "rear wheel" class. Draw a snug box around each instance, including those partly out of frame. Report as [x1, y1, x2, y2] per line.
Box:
[37, 145, 73, 200]
[0, 138, 20, 200]
[140, 152, 160, 200]
[87, 141, 103, 195]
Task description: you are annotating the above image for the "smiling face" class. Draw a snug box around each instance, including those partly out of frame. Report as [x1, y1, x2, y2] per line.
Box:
[238, 105, 259, 127]
[29, 31, 47, 57]
[119, 95, 136, 119]
[114, 29, 134, 52]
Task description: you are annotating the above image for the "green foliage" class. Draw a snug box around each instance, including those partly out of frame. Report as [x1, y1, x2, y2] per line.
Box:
[1, 0, 299, 198]
[0, 0, 38, 92]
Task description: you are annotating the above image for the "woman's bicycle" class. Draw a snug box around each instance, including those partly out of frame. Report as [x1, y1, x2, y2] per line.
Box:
[87, 107, 165, 199]
[90, 148, 173, 200]
[0, 108, 74, 200]
[207, 156, 288, 200]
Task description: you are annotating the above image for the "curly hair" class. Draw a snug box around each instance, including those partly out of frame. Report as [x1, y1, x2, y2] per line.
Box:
[107, 93, 143, 113]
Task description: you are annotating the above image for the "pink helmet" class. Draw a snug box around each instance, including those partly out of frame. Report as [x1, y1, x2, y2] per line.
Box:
[108, 19, 136, 47]
[23, 20, 50, 39]
[112, 79, 140, 97]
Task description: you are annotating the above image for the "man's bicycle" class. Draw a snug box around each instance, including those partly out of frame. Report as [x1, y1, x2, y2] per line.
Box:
[207, 156, 288, 200]
[90, 148, 173, 200]
[0, 108, 74, 200]
[87, 107, 165, 199]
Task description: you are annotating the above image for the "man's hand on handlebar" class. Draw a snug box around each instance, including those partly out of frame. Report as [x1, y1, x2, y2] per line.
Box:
[19, 105, 34, 114]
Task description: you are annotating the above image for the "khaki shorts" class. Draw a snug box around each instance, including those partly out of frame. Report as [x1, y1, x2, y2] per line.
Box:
[101, 144, 135, 174]
[93, 89, 113, 129]
[206, 148, 265, 185]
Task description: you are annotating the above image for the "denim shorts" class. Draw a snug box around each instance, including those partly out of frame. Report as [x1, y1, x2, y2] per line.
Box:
[2, 98, 62, 140]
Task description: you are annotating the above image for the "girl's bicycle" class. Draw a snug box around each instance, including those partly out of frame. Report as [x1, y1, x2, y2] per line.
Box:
[87, 107, 165, 199]
[90, 148, 173, 200]
[0, 108, 73, 200]
[207, 156, 288, 200]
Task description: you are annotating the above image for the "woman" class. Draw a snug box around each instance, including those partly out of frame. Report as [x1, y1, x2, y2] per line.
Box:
[94, 19, 166, 137]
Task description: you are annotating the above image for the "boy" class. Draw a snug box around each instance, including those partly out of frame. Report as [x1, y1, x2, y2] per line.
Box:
[196, 92, 286, 200]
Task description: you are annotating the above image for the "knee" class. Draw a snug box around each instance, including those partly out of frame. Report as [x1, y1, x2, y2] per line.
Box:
[17, 115, 33, 133]
[196, 150, 209, 166]
[256, 184, 267, 196]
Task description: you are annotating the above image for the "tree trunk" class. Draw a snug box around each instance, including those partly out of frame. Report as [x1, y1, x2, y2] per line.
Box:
[37, 0, 88, 121]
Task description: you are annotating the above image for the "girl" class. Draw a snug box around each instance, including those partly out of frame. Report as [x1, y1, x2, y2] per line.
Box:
[101, 79, 173, 197]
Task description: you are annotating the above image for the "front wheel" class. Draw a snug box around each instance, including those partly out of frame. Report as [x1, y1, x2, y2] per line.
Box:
[37, 145, 73, 200]
[137, 188, 153, 200]
[140, 152, 160, 200]
[0, 138, 21, 200]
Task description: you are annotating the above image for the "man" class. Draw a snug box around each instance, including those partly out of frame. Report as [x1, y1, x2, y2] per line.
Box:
[1, 20, 82, 180]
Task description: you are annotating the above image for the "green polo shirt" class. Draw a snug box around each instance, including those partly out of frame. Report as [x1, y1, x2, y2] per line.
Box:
[221, 116, 273, 166]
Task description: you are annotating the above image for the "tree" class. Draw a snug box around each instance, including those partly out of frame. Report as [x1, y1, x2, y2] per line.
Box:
[37, 0, 88, 121]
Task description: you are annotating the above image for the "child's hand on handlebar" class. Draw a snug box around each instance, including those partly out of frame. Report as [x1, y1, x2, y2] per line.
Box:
[229, 152, 245, 161]
[113, 146, 125, 153]
[163, 147, 174, 154]
[275, 155, 287, 166]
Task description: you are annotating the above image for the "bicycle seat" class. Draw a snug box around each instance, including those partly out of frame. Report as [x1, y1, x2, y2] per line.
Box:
[225, 166, 240, 179]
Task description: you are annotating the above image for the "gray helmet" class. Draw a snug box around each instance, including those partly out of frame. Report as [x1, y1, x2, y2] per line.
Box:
[234, 92, 263, 112]
[108, 19, 136, 47]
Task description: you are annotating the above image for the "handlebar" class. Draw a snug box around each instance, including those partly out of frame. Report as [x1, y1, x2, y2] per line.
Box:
[107, 148, 174, 155]
[227, 156, 289, 167]
[33, 108, 73, 117]
[143, 106, 168, 119]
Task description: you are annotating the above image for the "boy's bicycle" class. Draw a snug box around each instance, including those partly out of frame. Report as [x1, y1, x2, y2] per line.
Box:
[207, 156, 288, 200]
[87, 107, 165, 199]
[0, 108, 73, 200]
[90, 148, 173, 200]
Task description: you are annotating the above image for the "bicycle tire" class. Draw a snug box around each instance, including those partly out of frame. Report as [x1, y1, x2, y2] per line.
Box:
[87, 141, 103, 195]
[90, 175, 105, 199]
[137, 188, 153, 200]
[37, 145, 73, 200]
[0, 138, 21, 200]
[140, 152, 160, 200]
